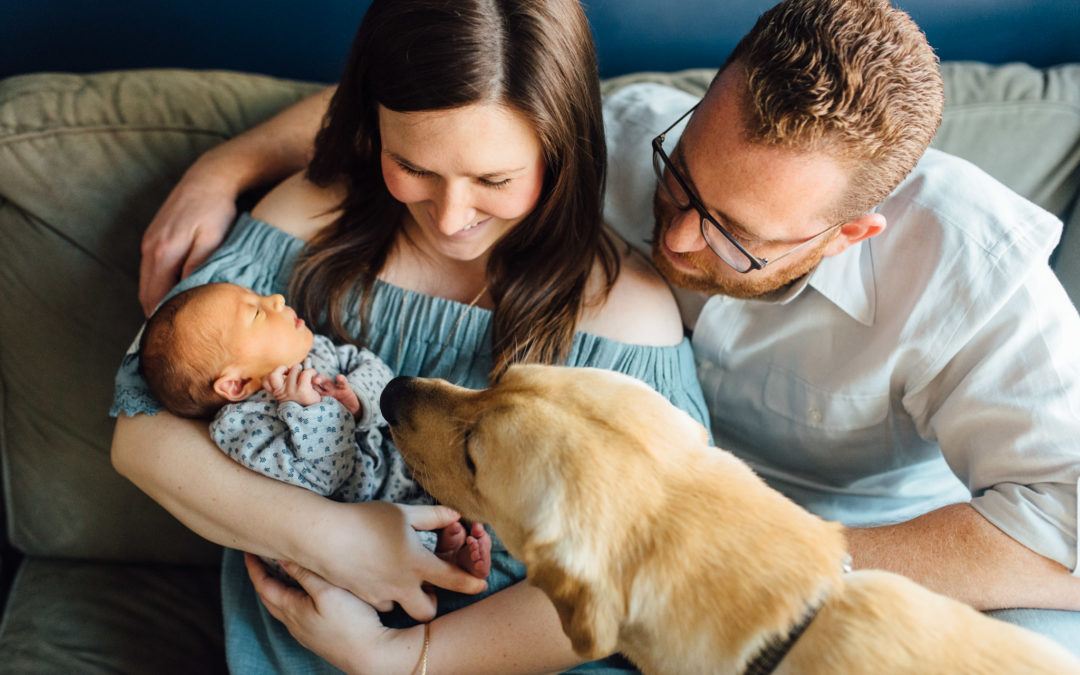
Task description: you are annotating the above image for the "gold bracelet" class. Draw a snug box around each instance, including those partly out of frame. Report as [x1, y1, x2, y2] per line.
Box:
[416, 622, 431, 675]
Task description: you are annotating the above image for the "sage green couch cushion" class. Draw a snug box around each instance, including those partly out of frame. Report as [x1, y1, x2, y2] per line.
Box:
[0, 560, 224, 674]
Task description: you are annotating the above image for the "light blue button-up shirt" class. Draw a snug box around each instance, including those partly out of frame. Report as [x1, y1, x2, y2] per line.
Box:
[604, 83, 1080, 574]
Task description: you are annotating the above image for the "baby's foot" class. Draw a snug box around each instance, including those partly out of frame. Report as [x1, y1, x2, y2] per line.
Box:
[455, 521, 492, 579]
[435, 520, 466, 557]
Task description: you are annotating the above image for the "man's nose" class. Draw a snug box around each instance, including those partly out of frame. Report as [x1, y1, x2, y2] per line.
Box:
[664, 209, 709, 253]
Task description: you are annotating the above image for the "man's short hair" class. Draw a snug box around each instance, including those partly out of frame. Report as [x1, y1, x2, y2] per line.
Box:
[726, 0, 944, 219]
[139, 284, 231, 419]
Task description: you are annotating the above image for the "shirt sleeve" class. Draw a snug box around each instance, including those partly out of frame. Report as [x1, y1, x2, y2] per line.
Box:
[907, 263, 1080, 574]
[210, 392, 360, 498]
[337, 344, 395, 429]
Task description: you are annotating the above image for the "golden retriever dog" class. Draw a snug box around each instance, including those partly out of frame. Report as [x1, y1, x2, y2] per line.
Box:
[381, 365, 1080, 675]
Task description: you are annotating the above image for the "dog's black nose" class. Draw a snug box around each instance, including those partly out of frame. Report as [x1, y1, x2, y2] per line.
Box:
[380, 376, 416, 426]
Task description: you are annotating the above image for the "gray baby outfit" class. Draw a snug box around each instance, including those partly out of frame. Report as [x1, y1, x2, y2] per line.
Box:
[211, 333, 435, 548]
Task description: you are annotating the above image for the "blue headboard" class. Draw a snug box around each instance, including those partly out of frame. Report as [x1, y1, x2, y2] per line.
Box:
[3, 0, 1077, 82]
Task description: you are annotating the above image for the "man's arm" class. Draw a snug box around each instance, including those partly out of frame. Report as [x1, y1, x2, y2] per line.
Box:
[139, 86, 336, 314]
[846, 503, 1080, 611]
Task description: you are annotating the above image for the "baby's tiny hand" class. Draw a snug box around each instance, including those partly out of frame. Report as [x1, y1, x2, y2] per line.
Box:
[313, 374, 362, 416]
[263, 364, 322, 406]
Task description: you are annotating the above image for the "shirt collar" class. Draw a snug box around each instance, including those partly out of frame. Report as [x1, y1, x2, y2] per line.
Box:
[674, 235, 878, 329]
[804, 237, 877, 326]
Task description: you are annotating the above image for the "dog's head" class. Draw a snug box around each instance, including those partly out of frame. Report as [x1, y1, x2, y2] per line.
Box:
[381, 364, 710, 657]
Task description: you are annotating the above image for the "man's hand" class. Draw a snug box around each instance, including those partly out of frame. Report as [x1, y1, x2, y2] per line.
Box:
[139, 159, 240, 315]
[263, 365, 322, 406]
[313, 373, 362, 416]
[138, 87, 338, 316]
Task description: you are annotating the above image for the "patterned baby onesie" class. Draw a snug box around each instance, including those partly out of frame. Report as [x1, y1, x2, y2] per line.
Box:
[211, 333, 436, 549]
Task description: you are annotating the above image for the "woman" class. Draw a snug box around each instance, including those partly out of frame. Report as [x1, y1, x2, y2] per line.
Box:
[112, 0, 708, 672]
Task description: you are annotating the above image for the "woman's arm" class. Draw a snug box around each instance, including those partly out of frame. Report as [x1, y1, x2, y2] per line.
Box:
[111, 411, 486, 619]
[139, 86, 336, 314]
[251, 556, 586, 675]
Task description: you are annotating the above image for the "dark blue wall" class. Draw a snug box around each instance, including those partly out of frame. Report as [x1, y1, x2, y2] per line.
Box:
[2, 1, 1077, 83]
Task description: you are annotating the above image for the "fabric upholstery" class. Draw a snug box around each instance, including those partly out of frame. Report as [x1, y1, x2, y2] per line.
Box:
[0, 559, 224, 674]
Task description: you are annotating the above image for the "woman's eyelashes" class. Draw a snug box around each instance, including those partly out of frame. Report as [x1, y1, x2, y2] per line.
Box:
[396, 162, 430, 178]
[395, 161, 512, 190]
[479, 177, 511, 189]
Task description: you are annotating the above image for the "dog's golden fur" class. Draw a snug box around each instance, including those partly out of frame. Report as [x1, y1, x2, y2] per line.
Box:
[384, 365, 1080, 674]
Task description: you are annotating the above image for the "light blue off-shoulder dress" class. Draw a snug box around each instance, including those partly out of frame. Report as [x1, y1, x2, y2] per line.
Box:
[112, 213, 710, 674]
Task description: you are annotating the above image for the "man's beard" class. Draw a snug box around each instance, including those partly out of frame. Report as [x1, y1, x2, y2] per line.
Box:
[650, 193, 829, 300]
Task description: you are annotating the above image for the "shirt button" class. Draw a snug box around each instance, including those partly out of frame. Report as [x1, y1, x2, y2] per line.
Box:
[807, 408, 822, 424]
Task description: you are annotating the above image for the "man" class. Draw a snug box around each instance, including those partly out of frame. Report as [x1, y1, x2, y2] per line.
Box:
[138, 0, 1080, 652]
[601, 0, 1080, 650]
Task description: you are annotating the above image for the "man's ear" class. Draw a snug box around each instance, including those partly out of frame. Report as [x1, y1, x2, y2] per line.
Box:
[823, 212, 886, 258]
[213, 369, 260, 402]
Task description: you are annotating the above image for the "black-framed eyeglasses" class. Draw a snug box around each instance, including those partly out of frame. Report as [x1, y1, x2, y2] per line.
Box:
[651, 103, 843, 273]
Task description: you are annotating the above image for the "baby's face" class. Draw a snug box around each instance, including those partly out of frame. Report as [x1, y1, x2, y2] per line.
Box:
[195, 284, 315, 379]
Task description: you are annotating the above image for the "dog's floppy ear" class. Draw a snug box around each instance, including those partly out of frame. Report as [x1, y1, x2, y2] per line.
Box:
[529, 559, 621, 659]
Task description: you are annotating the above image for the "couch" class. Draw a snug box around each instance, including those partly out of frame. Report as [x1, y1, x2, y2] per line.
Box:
[2, 8, 1080, 675]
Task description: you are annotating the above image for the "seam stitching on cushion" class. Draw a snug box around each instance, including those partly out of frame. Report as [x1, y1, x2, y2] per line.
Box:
[0, 125, 231, 147]
[945, 101, 1080, 116]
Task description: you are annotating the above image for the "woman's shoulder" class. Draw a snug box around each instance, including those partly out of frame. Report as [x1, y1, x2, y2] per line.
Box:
[249, 170, 345, 241]
[577, 237, 685, 347]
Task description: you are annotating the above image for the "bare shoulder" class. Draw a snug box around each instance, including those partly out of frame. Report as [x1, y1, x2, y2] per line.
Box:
[250, 171, 345, 242]
[577, 237, 685, 347]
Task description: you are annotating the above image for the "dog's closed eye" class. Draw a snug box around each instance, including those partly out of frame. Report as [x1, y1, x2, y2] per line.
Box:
[463, 428, 477, 475]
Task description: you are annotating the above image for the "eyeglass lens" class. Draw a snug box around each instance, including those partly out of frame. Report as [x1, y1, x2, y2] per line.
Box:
[653, 147, 755, 272]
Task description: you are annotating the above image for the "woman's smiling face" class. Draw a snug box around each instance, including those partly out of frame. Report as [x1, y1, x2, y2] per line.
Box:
[378, 102, 546, 264]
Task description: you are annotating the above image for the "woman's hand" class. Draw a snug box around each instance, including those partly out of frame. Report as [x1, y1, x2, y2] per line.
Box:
[307, 501, 487, 620]
[247, 553, 427, 675]
[139, 155, 240, 315]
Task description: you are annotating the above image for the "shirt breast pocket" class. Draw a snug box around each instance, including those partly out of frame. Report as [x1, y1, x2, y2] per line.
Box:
[763, 365, 890, 435]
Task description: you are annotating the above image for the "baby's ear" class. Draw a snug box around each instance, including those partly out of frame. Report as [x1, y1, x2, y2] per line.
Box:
[213, 374, 256, 402]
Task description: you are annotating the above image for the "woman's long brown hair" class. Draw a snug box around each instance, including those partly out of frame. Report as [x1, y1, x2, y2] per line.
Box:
[290, 0, 618, 379]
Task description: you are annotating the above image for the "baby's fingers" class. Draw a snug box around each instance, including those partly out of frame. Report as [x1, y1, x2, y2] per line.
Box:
[263, 365, 290, 394]
[297, 368, 318, 391]
[282, 364, 305, 390]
